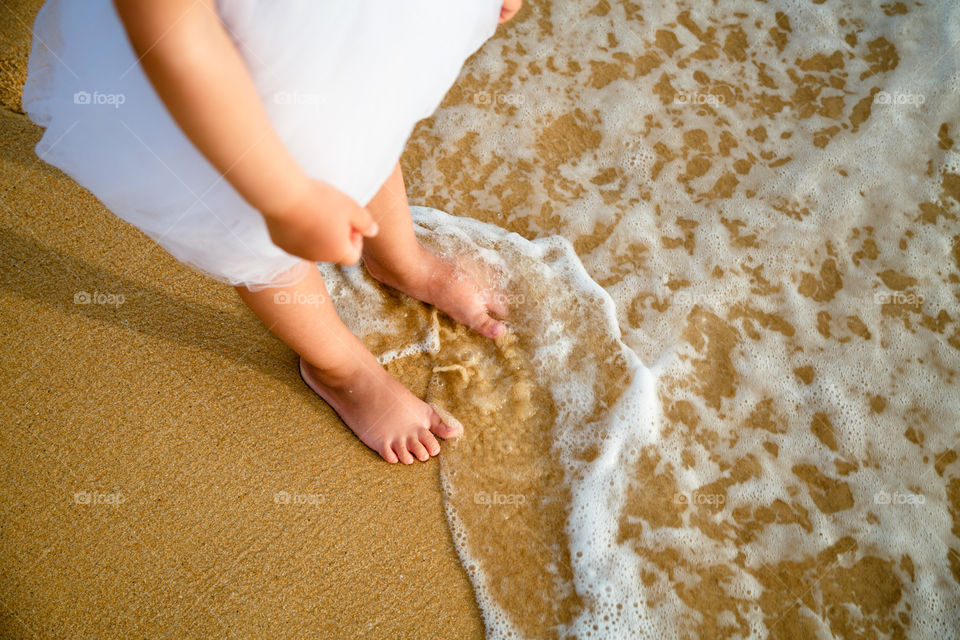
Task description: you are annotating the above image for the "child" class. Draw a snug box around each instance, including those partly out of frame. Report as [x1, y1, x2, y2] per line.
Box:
[23, 0, 522, 464]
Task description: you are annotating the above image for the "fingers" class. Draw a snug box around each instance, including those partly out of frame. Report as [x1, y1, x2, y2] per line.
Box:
[266, 180, 380, 265]
[338, 235, 364, 266]
[350, 205, 379, 238]
[349, 227, 364, 255]
[337, 207, 377, 266]
[499, 0, 521, 23]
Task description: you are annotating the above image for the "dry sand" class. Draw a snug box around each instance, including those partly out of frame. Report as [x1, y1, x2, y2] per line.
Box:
[1, 1, 485, 637]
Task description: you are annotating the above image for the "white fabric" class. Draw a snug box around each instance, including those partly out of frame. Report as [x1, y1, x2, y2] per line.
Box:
[23, 0, 501, 288]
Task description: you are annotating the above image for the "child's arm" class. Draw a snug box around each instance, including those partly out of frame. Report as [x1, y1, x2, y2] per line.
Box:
[113, 0, 377, 265]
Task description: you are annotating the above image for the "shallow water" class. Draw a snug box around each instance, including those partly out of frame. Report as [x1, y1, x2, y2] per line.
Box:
[339, 0, 959, 637]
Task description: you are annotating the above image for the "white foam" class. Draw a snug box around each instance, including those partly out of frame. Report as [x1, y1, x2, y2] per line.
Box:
[338, 0, 960, 633]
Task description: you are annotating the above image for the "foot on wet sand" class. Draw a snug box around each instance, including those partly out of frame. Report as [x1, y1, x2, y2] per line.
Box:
[364, 244, 509, 340]
[299, 355, 462, 464]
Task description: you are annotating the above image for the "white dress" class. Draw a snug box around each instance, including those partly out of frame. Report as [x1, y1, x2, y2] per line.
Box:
[23, 0, 501, 288]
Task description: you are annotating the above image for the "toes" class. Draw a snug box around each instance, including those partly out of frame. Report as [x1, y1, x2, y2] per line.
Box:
[392, 441, 415, 465]
[472, 313, 506, 340]
[418, 428, 441, 457]
[429, 406, 464, 439]
[407, 435, 430, 462]
[379, 445, 399, 464]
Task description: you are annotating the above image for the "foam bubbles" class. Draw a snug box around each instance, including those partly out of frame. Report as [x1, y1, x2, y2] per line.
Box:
[394, 0, 960, 634]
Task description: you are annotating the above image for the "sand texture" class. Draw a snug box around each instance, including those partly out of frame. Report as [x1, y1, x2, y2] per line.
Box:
[4, 0, 960, 639]
[396, 2, 960, 637]
[1, 3, 483, 637]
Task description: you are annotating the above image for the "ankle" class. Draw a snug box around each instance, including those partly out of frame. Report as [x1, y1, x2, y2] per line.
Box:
[301, 357, 364, 391]
[363, 245, 430, 290]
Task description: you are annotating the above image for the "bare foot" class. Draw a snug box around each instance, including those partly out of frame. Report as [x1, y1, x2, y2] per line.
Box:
[364, 244, 509, 339]
[299, 354, 461, 464]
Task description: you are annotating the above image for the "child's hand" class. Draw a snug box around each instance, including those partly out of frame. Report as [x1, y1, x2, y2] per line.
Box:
[499, 0, 522, 23]
[263, 180, 379, 266]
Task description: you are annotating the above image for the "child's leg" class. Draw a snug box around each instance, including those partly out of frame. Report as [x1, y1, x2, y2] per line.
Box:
[235, 263, 460, 464]
[362, 162, 508, 339]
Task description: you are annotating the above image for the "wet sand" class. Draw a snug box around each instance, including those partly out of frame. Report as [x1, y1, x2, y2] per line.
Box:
[404, 0, 960, 636]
